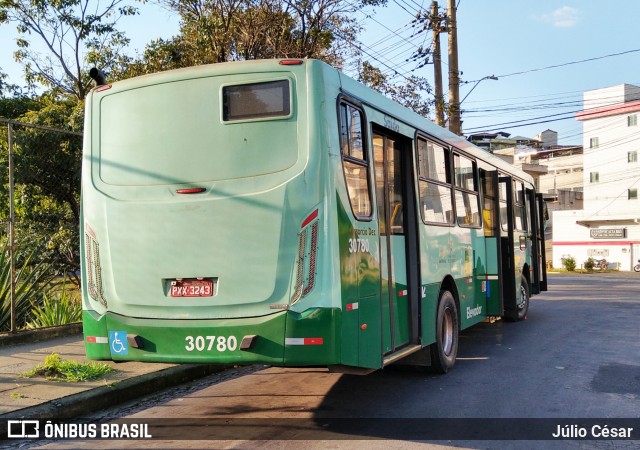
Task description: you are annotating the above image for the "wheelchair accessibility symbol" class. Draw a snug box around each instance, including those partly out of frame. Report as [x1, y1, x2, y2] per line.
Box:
[109, 331, 128, 355]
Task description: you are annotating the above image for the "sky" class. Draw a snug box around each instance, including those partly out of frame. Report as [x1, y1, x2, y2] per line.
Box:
[2, 1, 640, 145]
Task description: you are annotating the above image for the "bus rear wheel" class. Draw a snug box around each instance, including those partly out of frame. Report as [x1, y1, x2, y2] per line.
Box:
[429, 290, 459, 374]
[505, 276, 529, 322]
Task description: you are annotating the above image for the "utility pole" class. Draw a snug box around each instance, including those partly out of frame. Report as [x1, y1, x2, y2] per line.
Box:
[431, 1, 445, 127]
[447, 0, 461, 135]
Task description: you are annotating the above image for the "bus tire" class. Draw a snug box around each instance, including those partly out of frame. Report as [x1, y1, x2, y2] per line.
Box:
[505, 276, 529, 322]
[429, 290, 459, 374]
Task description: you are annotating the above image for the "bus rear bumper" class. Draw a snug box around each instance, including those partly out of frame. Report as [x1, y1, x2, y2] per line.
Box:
[82, 308, 340, 366]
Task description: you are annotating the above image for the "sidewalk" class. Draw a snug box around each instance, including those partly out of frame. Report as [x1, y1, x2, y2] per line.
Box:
[0, 326, 223, 420]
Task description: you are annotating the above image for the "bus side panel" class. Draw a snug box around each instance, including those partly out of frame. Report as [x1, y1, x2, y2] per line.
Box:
[284, 308, 341, 365]
[453, 227, 488, 330]
[484, 237, 503, 315]
[337, 196, 382, 369]
[418, 226, 450, 347]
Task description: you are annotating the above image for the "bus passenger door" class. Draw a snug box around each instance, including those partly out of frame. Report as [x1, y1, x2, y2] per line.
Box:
[481, 170, 503, 315]
[373, 130, 419, 355]
[527, 189, 547, 294]
[498, 176, 517, 313]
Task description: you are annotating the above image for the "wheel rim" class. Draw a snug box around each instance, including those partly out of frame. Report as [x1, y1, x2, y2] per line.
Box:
[517, 285, 527, 311]
[442, 307, 454, 356]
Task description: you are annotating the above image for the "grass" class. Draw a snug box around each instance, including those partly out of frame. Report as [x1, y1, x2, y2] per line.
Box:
[20, 353, 115, 382]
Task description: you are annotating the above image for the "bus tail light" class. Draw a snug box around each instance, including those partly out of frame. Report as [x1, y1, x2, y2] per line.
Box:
[85, 225, 107, 307]
[291, 209, 320, 303]
[279, 59, 304, 66]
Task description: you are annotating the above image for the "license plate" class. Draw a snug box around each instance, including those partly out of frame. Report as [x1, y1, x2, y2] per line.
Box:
[170, 279, 213, 297]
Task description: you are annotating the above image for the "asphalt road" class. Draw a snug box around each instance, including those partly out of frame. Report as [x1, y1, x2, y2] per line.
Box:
[34, 273, 640, 449]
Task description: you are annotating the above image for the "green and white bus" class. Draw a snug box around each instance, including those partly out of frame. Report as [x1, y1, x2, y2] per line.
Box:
[81, 59, 547, 373]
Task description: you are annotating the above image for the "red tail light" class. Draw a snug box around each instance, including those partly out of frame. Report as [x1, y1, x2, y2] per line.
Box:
[176, 188, 206, 194]
[279, 59, 304, 66]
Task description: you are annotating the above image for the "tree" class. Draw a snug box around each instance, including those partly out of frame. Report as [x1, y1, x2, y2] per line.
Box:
[358, 60, 433, 117]
[12, 96, 83, 281]
[0, 0, 138, 100]
[0, 92, 82, 282]
[125, 0, 386, 77]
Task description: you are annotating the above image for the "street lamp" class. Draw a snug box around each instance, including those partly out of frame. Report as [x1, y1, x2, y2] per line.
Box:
[460, 75, 498, 105]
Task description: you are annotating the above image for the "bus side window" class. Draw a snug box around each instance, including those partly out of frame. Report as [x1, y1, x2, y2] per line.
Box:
[416, 138, 454, 225]
[340, 102, 372, 219]
[514, 181, 527, 231]
[481, 170, 498, 237]
[453, 153, 481, 228]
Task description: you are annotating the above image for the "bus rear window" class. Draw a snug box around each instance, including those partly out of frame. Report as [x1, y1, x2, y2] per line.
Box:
[223, 80, 290, 121]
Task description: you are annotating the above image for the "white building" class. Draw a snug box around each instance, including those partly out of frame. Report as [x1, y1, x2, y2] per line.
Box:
[553, 84, 640, 270]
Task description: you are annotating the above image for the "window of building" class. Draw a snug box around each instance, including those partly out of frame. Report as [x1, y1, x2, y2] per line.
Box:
[590, 172, 599, 183]
[629, 151, 638, 163]
[629, 188, 638, 200]
[589, 137, 599, 149]
[628, 115, 638, 127]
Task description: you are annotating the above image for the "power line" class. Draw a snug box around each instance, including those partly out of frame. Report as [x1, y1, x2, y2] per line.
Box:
[496, 49, 640, 79]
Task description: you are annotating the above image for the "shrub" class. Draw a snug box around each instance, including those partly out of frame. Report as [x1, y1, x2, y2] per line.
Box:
[0, 243, 52, 331]
[584, 257, 595, 272]
[25, 287, 81, 329]
[561, 256, 576, 272]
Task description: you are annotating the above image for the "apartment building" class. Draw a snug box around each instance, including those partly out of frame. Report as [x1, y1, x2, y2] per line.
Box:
[553, 84, 640, 270]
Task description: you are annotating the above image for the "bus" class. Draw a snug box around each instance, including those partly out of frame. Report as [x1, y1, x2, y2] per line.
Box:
[81, 59, 547, 374]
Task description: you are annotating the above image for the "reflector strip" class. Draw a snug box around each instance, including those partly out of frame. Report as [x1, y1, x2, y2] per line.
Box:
[466, 278, 473, 284]
[486, 275, 499, 280]
[285, 338, 324, 345]
[301, 209, 319, 228]
[398, 290, 408, 297]
[86, 336, 108, 344]
[346, 302, 359, 311]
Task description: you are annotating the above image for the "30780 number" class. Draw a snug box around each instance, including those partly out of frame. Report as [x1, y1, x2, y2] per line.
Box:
[184, 335, 238, 352]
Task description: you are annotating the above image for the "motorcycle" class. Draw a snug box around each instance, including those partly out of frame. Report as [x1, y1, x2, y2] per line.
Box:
[634, 259, 640, 272]
[594, 258, 608, 270]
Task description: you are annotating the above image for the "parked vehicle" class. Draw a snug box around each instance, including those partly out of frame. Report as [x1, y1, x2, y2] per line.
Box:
[634, 259, 640, 272]
[595, 258, 608, 270]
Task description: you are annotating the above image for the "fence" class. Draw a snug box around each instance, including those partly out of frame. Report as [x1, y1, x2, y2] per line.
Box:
[0, 118, 82, 333]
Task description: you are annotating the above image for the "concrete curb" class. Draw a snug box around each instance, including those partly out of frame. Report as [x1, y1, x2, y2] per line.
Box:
[0, 363, 225, 420]
[0, 323, 83, 348]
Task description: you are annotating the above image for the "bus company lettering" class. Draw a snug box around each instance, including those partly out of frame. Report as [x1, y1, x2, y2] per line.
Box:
[353, 227, 377, 237]
[466, 305, 482, 319]
[383, 116, 400, 132]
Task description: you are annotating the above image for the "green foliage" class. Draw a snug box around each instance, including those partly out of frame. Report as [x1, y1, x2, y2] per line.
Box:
[561, 256, 577, 272]
[358, 61, 432, 116]
[584, 257, 595, 272]
[0, 94, 83, 282]
[1, 0, 138, 99]
[20, 353, 115, 382]
[125, 0, 385, 78]
[25, 287, 81, 329]
[0, 244, 52, 331]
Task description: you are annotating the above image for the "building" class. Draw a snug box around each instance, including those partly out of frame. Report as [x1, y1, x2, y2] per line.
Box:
[468, 130, 584, 265]
[553, 84, 640, 270]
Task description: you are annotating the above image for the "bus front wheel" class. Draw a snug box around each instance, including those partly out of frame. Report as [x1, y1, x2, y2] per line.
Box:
[429, 290, 459, 374]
